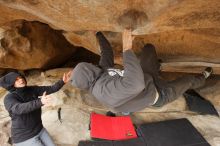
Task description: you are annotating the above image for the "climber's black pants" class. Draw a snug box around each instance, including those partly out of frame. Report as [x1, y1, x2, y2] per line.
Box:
[140, 44, 206, 107]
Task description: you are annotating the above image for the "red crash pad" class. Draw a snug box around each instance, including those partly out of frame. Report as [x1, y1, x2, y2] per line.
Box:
[90, 112, 137, 140]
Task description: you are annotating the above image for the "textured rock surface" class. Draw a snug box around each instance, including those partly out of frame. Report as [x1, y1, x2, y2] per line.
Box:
[0, 0, 219, 71]
[0, 0, 219, 32]
[0, 20, 77, 70]
[0, 69, 220, 146]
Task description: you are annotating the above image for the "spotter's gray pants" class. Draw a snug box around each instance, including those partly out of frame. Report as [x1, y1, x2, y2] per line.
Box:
[14, 128, 55, 146]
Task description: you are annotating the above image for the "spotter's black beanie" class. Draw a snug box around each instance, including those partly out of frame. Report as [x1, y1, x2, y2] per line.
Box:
[0, 72, 22, 91]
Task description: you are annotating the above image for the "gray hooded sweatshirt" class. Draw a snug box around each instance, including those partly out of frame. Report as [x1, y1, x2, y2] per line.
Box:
[71, 50, 156, 112]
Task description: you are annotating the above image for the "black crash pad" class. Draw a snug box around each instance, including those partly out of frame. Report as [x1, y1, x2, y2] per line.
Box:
[137, 118, 210, 146]
[78, 138, 146, 146]
[78, 140, 112, 146]
[183, 89, 219, 116]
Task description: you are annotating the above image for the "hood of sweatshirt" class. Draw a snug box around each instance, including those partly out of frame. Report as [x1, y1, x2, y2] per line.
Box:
[71, 62, 103, 91]
[0, 72, 26, 92]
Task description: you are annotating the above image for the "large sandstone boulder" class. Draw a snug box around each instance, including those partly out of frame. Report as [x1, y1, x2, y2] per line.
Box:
[0, 1, 220, 145]
[0, 0, 219, 32]
[0, 0, 219, 72]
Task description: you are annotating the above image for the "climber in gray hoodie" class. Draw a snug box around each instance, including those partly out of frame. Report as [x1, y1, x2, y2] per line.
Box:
[71, 29, 212, 113]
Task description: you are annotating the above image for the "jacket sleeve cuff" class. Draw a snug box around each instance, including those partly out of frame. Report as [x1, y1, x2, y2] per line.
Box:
[58, 79, 65, 86]
[36, 98, 43, 107]
[123, 49, 133, 55]
[123, 49, 136, 61]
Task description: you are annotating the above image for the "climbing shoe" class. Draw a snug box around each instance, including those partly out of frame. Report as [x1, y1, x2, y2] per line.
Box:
[202, 67, 213, 79]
